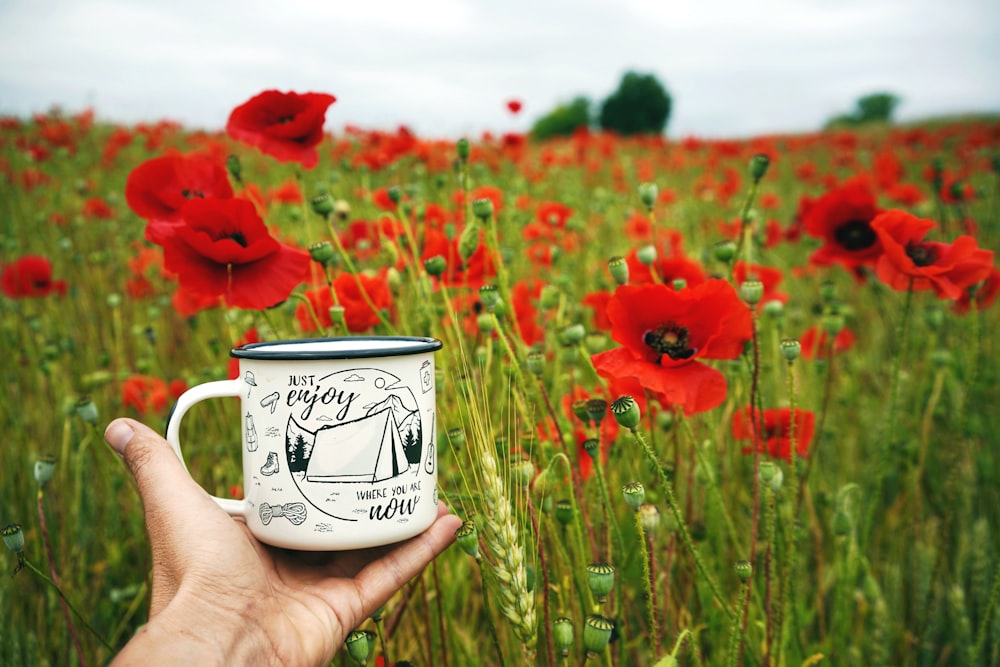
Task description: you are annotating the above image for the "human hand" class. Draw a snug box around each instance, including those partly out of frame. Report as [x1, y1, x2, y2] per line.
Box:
[105, 418, 461, 667]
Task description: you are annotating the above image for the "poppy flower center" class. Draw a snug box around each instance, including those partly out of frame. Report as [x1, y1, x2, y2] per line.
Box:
[644, 323, 696, 360]
[215, 231, 248, 247]
[833, 220, 877, 251]
[181, 189, 205, 199]
[905, 241, 938, 267]
[276, 115, 296, 124]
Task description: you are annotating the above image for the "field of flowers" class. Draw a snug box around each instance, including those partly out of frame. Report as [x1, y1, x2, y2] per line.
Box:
[1, 91, 999, 666]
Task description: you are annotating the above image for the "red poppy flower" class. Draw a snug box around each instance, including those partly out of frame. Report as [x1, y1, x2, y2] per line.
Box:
[82, 197, 114, 220]
[511, 279, 545, 346]
[954, 266, 1000, 315]
[506, 99, 523, 114]
[125, 153, 234, 234]
[583, 290, 613, 331]
[228, 328, 262, 379]
[420, 227, 496, 288]
[734, 261, 788, 308]
[296, 272, 393, 333]
[160, 198, 310, 310]
[731, 406, 816, 462]
[171, 284, 220, 317]
[226, 90, 336, 169]
[799, 326, 856, 360]
[122, 375, 170, 415]
[803, 176, 883, 276]
[590, 280, 753, 414]
[625, 247, 707, 288]
[1, 255, 67, 298]
[871, 209, 994, 299]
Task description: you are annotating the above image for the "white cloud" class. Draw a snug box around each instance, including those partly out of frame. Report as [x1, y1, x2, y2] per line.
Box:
[0, 0, 997, 138]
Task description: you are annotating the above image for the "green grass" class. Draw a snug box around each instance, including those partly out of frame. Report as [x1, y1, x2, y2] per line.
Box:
[1, 111, 999, 666]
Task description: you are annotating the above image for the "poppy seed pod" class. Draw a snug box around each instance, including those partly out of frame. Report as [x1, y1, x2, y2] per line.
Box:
[780, 338, 801, 362]
[559, 323, 586, 346]
[310, 193, 334, 218]
[309, 241, 336, 267]
[586, 562, 616, 603]
[582, 614, 615, 656]
[2, 524, 24, 553]
[621, 481, 645, 510]
[34, 454, 56, 486]
[455, 520, 480, 558]
[610, 395, 640, 430]
[526, 350, 546, 376]
[585, 398, 608, 426]
[714, 240, 737, 263]
[636, 244, 657, 266]
[423, 254, 446, 277]
[552, 616, 574, 657]
[479, 284, 500, 311]
[75, 396, 98, 425]
[638, 182, 658, 210]
[456, 137, 470, 162]
[638, 504, 661, 533]
[735, 559, 753, 582]
[740, 279, 764, 305]
[608, 256, 629, 285]
[554, 499, 574, 526]
[344, 630, 375, 665]
[472, 197, 494, 221]
[749, 153, 771, 183]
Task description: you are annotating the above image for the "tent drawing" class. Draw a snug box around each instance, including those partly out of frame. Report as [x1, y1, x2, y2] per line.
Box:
[303, 408, 412, 483]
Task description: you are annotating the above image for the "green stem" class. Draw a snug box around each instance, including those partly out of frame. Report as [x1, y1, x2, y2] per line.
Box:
[627, 426, 733, 621]
[635, 513, 660, 655]
[22, 558, 113, 653]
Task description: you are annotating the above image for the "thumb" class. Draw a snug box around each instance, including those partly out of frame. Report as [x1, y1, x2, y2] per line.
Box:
[105, 417, 210, 518]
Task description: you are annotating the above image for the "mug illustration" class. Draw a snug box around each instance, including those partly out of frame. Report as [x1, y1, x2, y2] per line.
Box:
[276, 367, 428, 522]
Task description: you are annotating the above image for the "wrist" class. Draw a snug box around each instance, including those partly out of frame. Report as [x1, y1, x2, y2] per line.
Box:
[113, 585, 277, 666]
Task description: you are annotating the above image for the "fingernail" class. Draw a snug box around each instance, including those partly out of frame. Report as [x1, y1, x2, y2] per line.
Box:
[105, 420, 135, 455]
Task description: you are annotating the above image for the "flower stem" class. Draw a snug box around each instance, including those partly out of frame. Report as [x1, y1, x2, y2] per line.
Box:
[635, 512, 660, 654]
[627, 426, 733, 621]
[38, 488, 87, 665]
[22, 557, 113, 653]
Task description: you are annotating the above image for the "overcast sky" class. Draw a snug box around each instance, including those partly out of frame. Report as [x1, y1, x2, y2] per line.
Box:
[1, 0, 998, 139]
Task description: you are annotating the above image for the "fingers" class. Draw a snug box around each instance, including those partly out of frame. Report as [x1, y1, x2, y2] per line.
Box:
[350, 504, 463, 617]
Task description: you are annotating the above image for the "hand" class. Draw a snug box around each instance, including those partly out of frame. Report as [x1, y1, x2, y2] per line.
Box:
[105, 418, 461, 667]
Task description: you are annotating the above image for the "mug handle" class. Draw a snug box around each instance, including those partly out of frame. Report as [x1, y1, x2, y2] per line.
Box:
[166, 379, 246, 517]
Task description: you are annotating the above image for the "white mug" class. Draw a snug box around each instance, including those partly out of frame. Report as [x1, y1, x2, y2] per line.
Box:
[166, 336, 442, 550]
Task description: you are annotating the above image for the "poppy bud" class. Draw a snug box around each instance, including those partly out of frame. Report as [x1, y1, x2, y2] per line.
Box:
[585, 399, 607, 426]
[472, 198, 494, 221]
[638, 182, 658, 210]
[638, 503, 661, 533]
[539, 284, 561, 310]
[582, 439, 600, 461]
[552, 616, 574, 657]
[328, 305, 347, 331]
[309, 241, 336, 266]
[740, 280, 764, 305]
[447, 427, 465, 448]
[34, 454, 56, 487]
[424, 255, 446, 277]
[456, 138, 470, 162]
[226, 154, 242, 183]
[559, 324, 586, 346]
[75, 396, 98, 425]
[526, 350, 545, 376]
[311, 193, 334, 218]
[735, 559, 753, 582]
[780, 338, 801, 362]
[2, 524, 24, 553]
[345, 630, 375, 666]
[584, 331, 607, 354]
[749, 153, 770, 183]
[621, 481, 645, 510]
[106, 293, 122, 309]
[583, 615, 614, 657]
[571, 399, 591, 425]
[512, 455, 535, 489]
[610, 395, 640, 429]
[555, 499, 574, 526]
[455, 520, 480, 558]
[714, 240, 737, 263]
[763, 300, 784, 319]
[821, 312, 845, 336]
[636, 244, 657, 266]
[477, 313, 494, 334]
[458, 222, 480, 262]
[586, 562, 616, 603]
[608, 256, 629, 285]
[479, 284, 500, 311]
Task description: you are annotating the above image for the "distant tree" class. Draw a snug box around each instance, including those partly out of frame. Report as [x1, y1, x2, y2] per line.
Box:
[854, 92, 900, 123]
[598, 71, 672, 136]
[825, 91, 901, 129]
[530, 96, 592, 140]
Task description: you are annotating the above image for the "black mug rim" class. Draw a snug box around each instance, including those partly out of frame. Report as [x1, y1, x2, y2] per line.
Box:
[230, 336, 442, 360]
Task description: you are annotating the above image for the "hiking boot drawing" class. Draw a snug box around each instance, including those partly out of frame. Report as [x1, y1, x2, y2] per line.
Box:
[260, 451, 279, 476]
